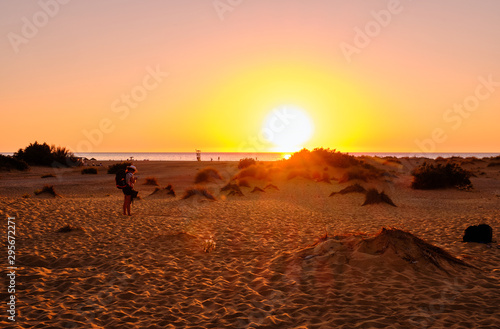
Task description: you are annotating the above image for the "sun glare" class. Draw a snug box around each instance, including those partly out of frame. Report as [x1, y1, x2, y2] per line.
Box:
[262, 105, 314, 152]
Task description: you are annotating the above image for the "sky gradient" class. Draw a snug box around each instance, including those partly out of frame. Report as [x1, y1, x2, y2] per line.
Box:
[1, 0, 499, 153]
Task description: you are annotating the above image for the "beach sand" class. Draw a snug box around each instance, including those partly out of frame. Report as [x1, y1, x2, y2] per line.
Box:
[1, 157, 499, 328]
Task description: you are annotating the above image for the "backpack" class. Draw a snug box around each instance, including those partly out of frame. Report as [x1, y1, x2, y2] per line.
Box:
[115, 170, 127, 189]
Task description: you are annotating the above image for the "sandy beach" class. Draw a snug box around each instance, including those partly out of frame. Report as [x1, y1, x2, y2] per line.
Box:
[1, 157, 499, 328]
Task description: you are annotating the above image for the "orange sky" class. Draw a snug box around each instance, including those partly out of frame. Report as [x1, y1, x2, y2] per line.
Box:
[1, 0, 499, 153]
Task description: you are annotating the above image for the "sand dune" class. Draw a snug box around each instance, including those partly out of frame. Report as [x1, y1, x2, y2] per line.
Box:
[1, 158, 499, 328]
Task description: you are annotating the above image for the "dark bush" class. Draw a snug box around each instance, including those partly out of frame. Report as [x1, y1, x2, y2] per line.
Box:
[81, 168, 98, 175]
[287, 148, 358, 168]
[411, 162, 472, 190]
[14, 141, 79, 167]
[0, 154, 29, 171]
[107, 162, 132, 174]
[238, 158, 256, 169]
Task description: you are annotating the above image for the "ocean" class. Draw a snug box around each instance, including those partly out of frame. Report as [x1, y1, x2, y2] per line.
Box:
[58, 152, 500, 161]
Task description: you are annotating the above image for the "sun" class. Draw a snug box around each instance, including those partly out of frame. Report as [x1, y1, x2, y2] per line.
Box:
[262, 105, 315, 152]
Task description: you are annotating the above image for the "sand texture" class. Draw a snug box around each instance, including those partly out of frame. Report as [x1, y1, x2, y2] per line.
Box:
[1, 157, 499, 328]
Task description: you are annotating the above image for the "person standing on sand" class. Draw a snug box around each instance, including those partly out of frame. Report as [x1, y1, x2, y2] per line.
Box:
[123, 165, 138, 216]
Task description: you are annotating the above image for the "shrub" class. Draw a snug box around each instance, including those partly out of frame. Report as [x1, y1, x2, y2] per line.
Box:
[287, 148, 358, 168]
[107, 162, 132, 174]
[238, 158, 256, 169]
[411, 162, 472, 190]
[81, 168, 98, 175]
[0, 154, 29, 171]
[194, 167, 223, 183]
[14, 141, 79, 167]
[143, 177, 159, 185]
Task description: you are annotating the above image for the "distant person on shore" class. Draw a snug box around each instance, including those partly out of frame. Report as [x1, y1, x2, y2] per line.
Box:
[123, 165, 138, 216]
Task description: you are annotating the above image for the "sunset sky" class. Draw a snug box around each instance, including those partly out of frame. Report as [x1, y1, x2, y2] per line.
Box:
[1, 0, 499, 154]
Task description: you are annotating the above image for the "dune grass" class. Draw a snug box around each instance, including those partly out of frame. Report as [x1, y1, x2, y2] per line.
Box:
[194, 167, 223, 184]
[238, 157, 256, 169]
[143, 176, 159, 186]
[34, 185, 61, 197]
[181, 187, 216, 201]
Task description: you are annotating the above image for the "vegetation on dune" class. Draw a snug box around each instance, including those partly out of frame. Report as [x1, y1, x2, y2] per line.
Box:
[2, 154, 29, 171]
[0, 154, 29, 171]
[34, 185, 61, 197]
[181, 187, 216, 200]
[194, 167, 223, 183]
[287, 148, 358, 168]
[411, 162, 472, 190]
[107, 162, 132, 174]
[234, 164, 270, 181]
[143, 176, 159, 185]
[238, 157, 256, 169]
[14, 141, 79, 167]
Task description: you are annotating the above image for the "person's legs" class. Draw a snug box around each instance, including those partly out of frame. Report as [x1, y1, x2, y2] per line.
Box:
[126, 196, 131, 215]
[123, 195, 131, 215]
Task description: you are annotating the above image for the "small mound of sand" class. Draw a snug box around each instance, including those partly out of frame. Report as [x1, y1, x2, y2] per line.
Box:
[251, 187, 265, 193]
[298, 228, 472, 274]
[357, 228, 471, 271]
